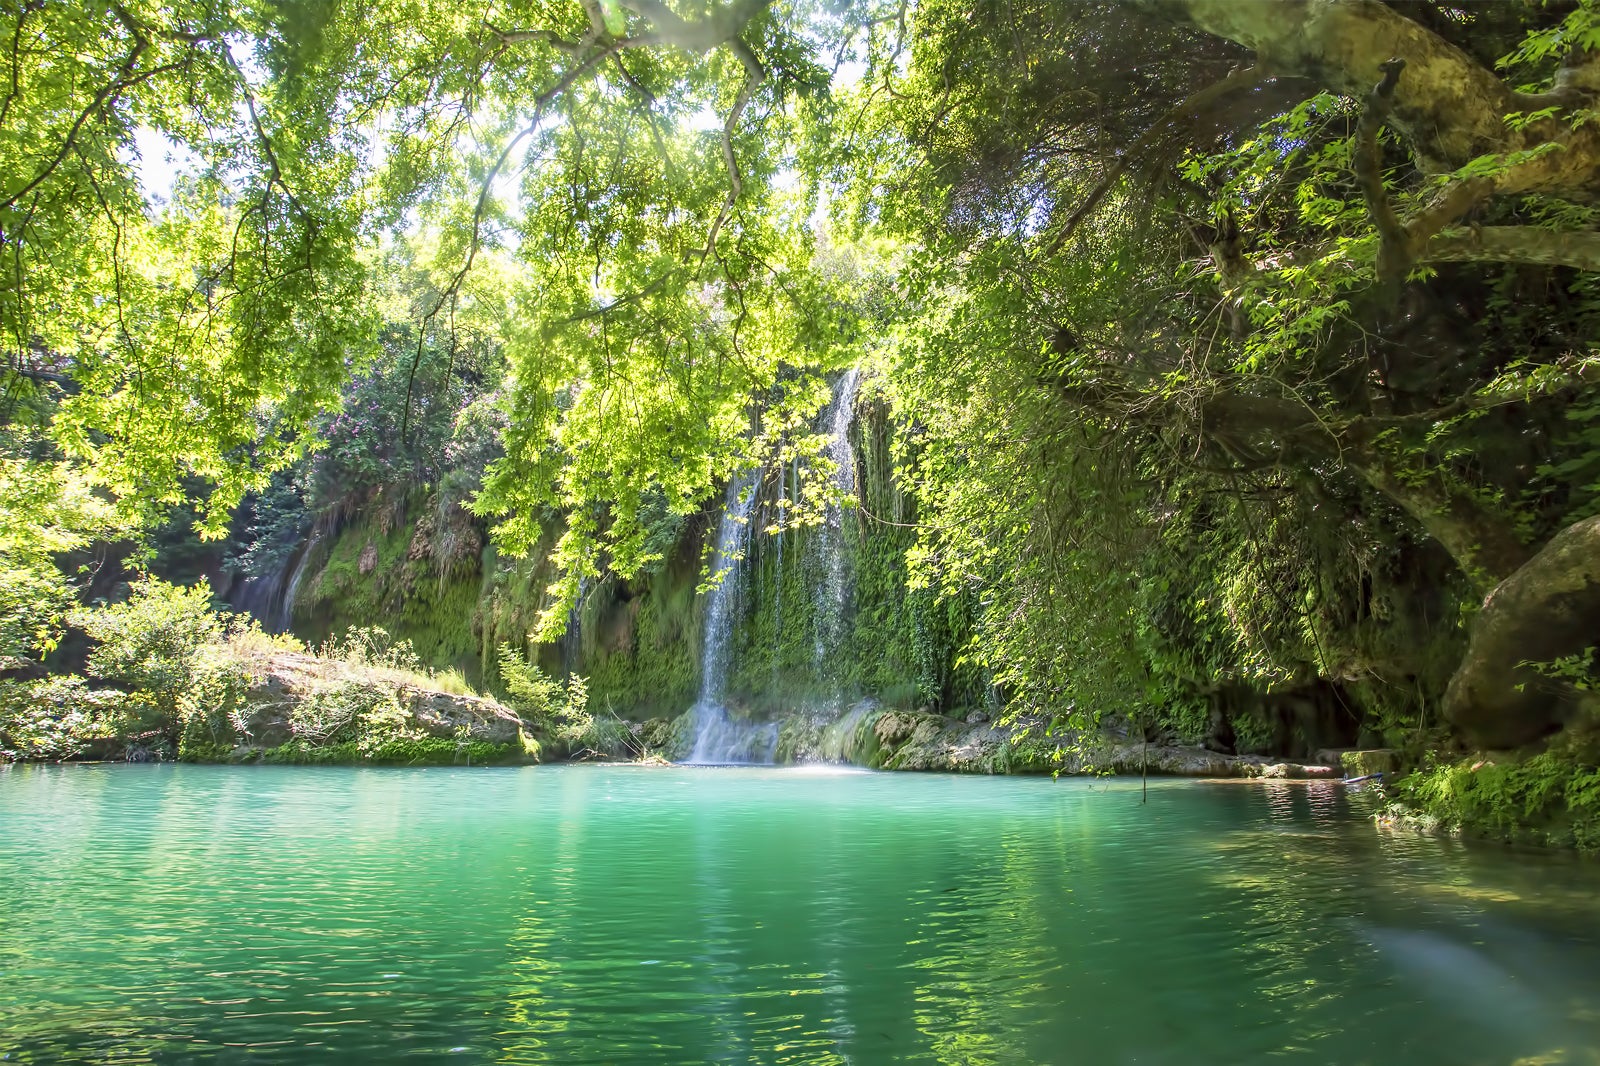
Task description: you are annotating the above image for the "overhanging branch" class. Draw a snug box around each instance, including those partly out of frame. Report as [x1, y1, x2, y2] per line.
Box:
[1423, 226, 1600, 273]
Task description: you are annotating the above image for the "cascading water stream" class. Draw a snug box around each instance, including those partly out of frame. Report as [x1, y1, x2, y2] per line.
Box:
[560, 576, 589, 676]
[810, 368, 863, 702]
[684, 471, 777, 763]
[274, 535, 319, 634]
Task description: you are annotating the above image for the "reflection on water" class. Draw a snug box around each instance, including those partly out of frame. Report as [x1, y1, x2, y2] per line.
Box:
[1, 764, 1598, 1064]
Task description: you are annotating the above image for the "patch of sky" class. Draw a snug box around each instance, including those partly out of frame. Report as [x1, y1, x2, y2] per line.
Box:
[127, 127, 202, 203]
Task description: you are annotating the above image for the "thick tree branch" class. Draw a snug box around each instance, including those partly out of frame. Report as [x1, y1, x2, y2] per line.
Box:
[1352, 57, 1408, 286]
[1422, 226, 1600, 273]
[1174, 0, 1600, 200]
[1175, 0, 1517, 171]
[1039, 64, 1311, 257]
[1352, 58, 1500, 286]
[695, 37, 765, 268]
[487, 23, 587, 52]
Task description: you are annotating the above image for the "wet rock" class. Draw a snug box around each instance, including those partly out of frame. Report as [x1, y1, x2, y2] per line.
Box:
[1340, 749, 1402, 778]
[865, 709, 1348, 778]
[873, 712, 918, 747]
[407, 690, 522, 744]
[1445, 514, 1600, 748]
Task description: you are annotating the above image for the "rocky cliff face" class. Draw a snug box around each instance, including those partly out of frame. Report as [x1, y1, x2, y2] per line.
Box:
[236, 374, 1386, 773]
[267, 378, 987, 742]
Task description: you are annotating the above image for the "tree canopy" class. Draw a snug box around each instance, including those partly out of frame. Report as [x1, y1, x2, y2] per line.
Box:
[6, 0, 1600, 744]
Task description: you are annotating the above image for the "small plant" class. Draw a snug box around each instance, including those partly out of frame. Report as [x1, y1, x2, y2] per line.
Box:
[1517, 647, 1599, 692]
[226, 624, 305, 657]
[497, 644, 597, 747]
[317, 625, 423, 671]
[428, 667, 479, 698]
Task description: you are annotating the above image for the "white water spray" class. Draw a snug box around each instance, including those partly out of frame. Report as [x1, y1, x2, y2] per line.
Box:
[810, 368, 863, 696]
[684, 471, 778, 763]
[276, 535, 319, 634]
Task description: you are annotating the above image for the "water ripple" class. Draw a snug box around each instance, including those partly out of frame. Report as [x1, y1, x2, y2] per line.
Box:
[1, 765, 1598, 1064]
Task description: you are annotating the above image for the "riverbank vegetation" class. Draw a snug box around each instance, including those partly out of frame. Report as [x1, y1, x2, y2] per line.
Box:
[4, 0, 1600, 845]
[0, 576, 532, 764]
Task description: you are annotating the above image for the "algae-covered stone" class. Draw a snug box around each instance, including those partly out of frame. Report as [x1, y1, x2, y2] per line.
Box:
[221, 651, 534, 763]
[1340, 749, 1401, 777]
[1443, 514, 1600, 749]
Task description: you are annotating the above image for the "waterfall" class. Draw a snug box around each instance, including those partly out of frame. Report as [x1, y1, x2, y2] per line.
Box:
[275, 535, 319, 634]
[230, 568, 285, 631]
[560, 576, 589, 676]
[772, 463, 784, 688]
[232, 534, 315, 635]
[810, 367, 863, 700]
[684, 471, 778, 764]
[681, 368, 865, 764]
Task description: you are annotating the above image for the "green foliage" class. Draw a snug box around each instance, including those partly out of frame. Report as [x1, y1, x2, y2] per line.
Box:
[0, 677, 127, 761]
[3, 568, 527, 765]
[1395, 731, 1600, 851]
[257, 735, 515, 766]
[68, 575, 269, 756]
[1539, 396, 1600, 524]
[318, 625, 425, 673]
[1, 0, 370, 533]
[229, 471, 313, 580]
[1498, 0, 1600, 82]
[259, 675, 506, 764]
[72, 577, 226, 714]
[497, 645, 594, 744]
[0, 446, 123, 666]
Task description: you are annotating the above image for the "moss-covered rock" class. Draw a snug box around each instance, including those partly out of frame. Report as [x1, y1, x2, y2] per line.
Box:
[1339, 749, 1403, 777]
[1382, 729, 1600, 851]
[194, 649, 539, 765]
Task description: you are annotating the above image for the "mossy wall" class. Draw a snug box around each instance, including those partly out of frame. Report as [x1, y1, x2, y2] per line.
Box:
[292, 493, 487, 680]
[574, 530, 705, 720]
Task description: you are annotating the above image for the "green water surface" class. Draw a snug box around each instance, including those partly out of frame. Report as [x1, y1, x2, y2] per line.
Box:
[2, 764, 1598, 1064]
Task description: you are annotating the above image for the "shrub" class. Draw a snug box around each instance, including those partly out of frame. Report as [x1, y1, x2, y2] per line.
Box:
[1393, 727, 1600, 851]
[497, 644, 603, 748]
[72, 577, 224, 714]
[71, 576, 264, 757]
[317, 625, 423, 671]
[0, 677, 127, 760]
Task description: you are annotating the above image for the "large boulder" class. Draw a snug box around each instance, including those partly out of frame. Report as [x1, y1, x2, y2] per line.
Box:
[232, 651, 530, 754]
[1445, 515, 1600, 749]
